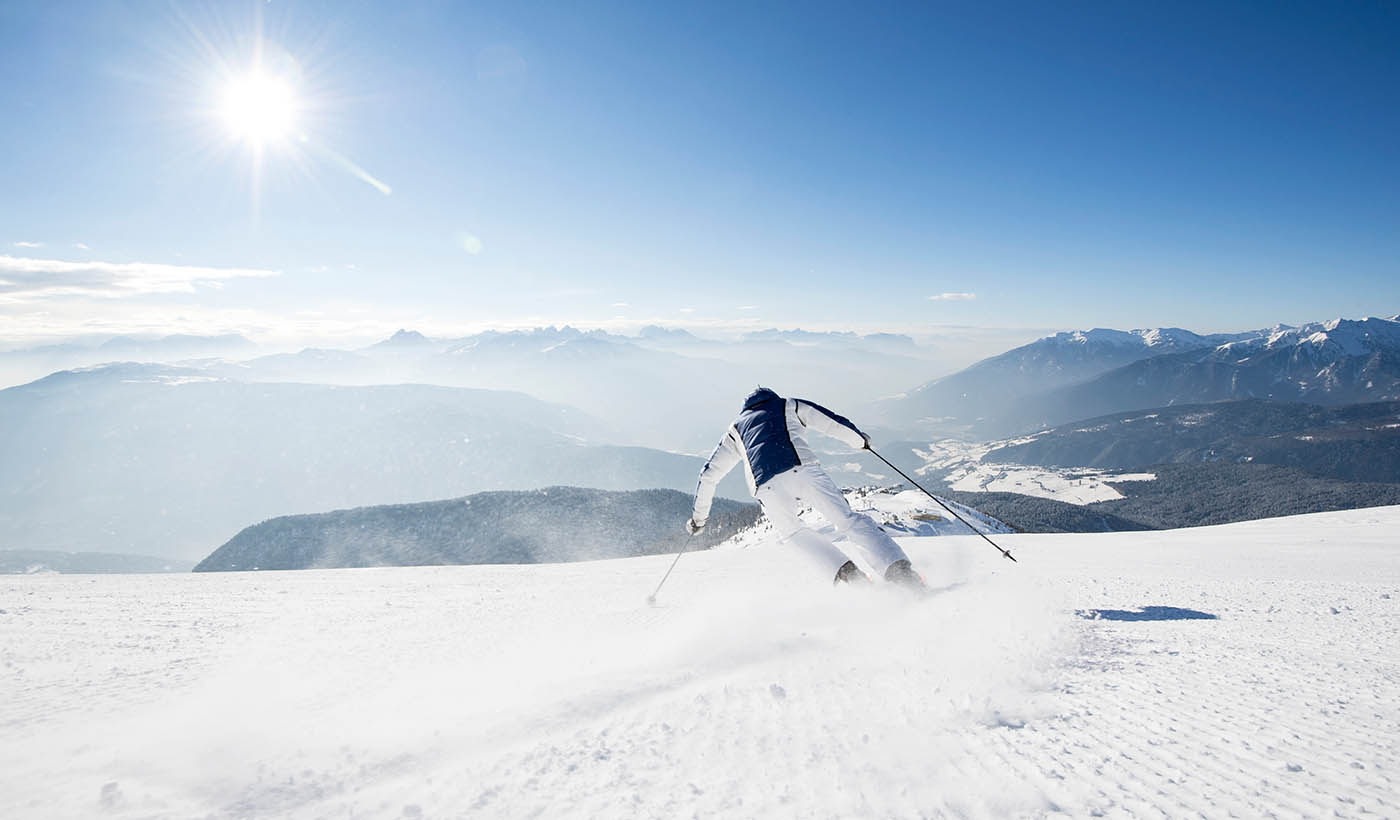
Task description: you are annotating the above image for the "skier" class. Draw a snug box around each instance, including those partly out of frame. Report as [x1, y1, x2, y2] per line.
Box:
[686, 386, 926, 589]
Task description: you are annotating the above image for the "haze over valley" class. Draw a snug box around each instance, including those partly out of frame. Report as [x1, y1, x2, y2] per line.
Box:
[5, 312, 1399, 567]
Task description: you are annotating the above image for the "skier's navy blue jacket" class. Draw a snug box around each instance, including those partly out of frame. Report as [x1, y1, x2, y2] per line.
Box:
[691, 387, 867, 524]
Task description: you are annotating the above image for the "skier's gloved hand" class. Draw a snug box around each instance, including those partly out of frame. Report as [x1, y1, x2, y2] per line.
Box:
[685, 517, 706, 535]
[860, 432, 872, 450]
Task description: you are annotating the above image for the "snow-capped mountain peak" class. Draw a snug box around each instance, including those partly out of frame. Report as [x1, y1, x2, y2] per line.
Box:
[444, 325, 631, 356]
[1259, 316, 1400, 357]
[1058, 328, 1132, 347]
[879, 312, 1400, 438]
[1047, 327, 1220, 352]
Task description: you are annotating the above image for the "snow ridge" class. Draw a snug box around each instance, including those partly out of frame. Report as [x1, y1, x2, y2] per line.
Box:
[1040, 316, 1400, 359]
[1214, 316, 1400, 358]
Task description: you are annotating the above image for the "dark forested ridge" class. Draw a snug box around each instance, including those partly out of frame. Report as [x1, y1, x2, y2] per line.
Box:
[931, 491, 1155, 534]
[1082, 464, 1400, 530]
[985, 400, 1400, 483]
[931, 463, 1400, 533]
[194, 487, 760, 571]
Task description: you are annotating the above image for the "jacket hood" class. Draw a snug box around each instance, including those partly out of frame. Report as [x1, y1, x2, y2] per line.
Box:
[743, 387, 781, 409]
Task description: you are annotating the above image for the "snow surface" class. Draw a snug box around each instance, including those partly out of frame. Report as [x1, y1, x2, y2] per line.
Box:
[2, 507, 1398, 818]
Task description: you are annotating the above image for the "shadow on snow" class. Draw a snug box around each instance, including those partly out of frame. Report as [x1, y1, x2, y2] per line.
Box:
[1075, 606, 1219, 622]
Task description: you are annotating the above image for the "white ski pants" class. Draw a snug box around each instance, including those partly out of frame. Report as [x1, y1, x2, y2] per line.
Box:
[755, 464, 909, 577]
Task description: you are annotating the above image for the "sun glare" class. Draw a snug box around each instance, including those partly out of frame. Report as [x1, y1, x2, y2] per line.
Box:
[220, 72, 298, 145]
[190, 26, 391, 200]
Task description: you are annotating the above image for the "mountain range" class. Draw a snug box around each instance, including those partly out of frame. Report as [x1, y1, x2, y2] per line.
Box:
[191, 325, 949, 450]
[0, 364, 744, 559]
[12, 315, 1399, 451]
[0, 549, 195, 574]
[875, 315, 1400, 437]
[0, 333, 259, 389]
[6, 312, 1399, 560]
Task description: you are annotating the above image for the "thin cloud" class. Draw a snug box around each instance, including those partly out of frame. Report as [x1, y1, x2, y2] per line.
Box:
[0, 255, 279, 303]
[13, 241, 43, 248]
[929, 292, 977, 302]
[74, 242, 90, 250]
[612, 302, 630, 308]
[534, 287, 598, 299]
[736, 305, 758, 311]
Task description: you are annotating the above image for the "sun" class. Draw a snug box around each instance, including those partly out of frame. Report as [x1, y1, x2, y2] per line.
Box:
[220, 71, 299, 146]
[186, 25, 390, 200]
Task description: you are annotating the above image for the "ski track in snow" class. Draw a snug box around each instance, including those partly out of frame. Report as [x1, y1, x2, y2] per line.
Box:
[1, 509, 1398, 818]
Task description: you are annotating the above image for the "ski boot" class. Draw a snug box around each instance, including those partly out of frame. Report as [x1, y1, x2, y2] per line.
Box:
[883, 559, 928, 592]
[833, 559, 871, 586]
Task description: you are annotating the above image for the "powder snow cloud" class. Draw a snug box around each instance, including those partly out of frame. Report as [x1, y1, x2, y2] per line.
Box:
[0, 255, 280, 303]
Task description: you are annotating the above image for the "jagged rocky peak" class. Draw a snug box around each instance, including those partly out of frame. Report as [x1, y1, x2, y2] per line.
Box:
[637, 325, 699, 341]
[367, 329, 438, 351]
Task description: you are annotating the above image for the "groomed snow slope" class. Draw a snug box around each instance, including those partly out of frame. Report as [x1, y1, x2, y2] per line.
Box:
[2, 508, 1397, 818]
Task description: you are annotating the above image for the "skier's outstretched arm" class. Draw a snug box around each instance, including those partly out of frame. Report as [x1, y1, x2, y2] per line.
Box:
[793, 399, 869, 449]
[690, 427, 742, 531]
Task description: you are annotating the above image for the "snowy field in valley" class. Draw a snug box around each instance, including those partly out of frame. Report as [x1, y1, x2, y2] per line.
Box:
[2, 507, 1397, 818]
[943, 465, 1156, 505]
[911, 439, 1155, 505]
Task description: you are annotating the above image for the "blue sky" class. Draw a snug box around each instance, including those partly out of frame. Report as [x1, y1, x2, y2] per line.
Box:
[1, 0, 1397, 348]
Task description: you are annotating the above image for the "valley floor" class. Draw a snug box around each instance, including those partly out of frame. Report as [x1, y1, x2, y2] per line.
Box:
[2, 509, 1397, 818]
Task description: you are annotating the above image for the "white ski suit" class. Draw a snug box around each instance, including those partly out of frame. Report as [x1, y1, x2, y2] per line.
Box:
[691, 388, 909, 578]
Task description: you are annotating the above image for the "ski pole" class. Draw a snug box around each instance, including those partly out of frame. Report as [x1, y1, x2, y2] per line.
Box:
[646, 532, 697, 605]
[867, 447, 1017, 563]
